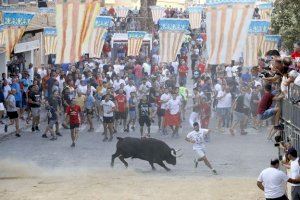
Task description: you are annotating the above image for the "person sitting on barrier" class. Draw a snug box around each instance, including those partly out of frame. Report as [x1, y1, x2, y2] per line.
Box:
[257, 84, 284, 131]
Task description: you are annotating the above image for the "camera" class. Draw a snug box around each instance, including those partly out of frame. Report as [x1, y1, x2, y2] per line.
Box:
[259, 70, 272, 78]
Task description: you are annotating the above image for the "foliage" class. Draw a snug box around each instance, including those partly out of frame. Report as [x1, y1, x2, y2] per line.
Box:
[271, 0, 300, 51]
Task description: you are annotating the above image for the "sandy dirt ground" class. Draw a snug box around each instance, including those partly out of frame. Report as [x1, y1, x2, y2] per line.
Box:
[0, 159, 265, 200]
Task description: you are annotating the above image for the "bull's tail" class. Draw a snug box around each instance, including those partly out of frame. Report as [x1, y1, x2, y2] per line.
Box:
[117, 137, 124, 141]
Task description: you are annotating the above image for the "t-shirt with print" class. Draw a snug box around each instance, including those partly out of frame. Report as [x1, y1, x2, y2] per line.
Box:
[138, 102, 151, 118]
[115, 94, 126, 112]
[29, 91, 41, 108]
[186, 129, 209, 150]
[66, 105, 81, 125]
[100, 100, 115, 117]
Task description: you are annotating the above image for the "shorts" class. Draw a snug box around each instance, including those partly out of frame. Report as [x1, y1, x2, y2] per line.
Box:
[232, 111, 246, 124]
[128, 110, 136, 119]
[31, 107, 41, 117]
[70, 123, 80, 130]
[48, 120, 57, 128]
[216, 108, 226, 117]
[195, 149, 206, 159]
[103, 116, 114, 124]
[266, 194, 288, 200]
[139, 116, 151, 127]
[258, 108, 276, 120]
[7, 111, 18, 119]
[115, 111, 127, 120]
[0, 103, 5, 111]
[85, 109, 93, 115]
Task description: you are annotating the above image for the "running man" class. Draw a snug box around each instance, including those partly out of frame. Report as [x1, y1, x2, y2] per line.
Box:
[185, 122, 217, 175]
[66, 99, 81, 147]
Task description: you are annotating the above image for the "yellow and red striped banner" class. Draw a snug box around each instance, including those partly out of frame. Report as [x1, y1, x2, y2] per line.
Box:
[2, 12, 35, 60]
[83, 16, 112, 58]
[150, 6, 165, 24]
[44, 27, 57, 55]
[206, 0, 255, 65]
[188, 6, 203, 30]
[127, 31, 146, 57]
[261, 35, 281, 56]
[159, 18, 189, 63]
[243, 20, 270, 66]
[0, 25, 5, 47]
[55, 0, 100, 64]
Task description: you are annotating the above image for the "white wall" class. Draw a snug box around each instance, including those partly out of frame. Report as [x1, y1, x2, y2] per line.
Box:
[0, 52, 6, 75]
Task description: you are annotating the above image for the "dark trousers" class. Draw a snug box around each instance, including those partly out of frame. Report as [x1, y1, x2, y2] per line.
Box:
[266, 194, 288, 200]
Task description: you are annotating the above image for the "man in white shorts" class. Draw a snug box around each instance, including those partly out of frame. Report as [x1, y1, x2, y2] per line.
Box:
[185, 122, 217, 175]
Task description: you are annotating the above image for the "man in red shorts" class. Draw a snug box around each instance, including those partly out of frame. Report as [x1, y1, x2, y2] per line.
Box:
[66, 99, 81, 147]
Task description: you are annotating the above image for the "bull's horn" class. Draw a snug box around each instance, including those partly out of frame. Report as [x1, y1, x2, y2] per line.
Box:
[175, 149, 181, 152]
[171, 150, 183, 158]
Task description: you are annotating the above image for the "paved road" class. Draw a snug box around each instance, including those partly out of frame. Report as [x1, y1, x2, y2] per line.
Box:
[0, 102, 277, 178]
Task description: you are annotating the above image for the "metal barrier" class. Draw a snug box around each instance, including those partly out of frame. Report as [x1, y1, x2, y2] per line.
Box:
[281, 84, 300, 152]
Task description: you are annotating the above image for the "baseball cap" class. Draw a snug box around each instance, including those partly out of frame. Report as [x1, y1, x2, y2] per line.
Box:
[287, 147, 297, 155]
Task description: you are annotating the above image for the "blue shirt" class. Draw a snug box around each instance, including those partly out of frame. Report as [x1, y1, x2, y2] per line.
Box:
[85, 94, 95, 109]
[11, 83, 22, 101]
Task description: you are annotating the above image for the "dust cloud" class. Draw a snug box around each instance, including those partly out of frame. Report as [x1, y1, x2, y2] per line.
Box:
[0, 159, 264, 200]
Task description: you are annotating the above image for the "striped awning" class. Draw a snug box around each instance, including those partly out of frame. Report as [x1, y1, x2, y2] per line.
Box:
[55, 0, 100, 64]
[127, 31, 146, 57]
[206, 0, 255, 65]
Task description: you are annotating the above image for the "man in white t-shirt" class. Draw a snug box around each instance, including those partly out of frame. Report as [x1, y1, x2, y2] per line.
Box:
[142, 58, 151, 76]
[225, 65, 233, 78]
[124, 80, 137, 100]
[257, 158, 300, 200]
[287, 148, 300, 200]
[185, 122, 217, 175]
[113, 76, 126, 92]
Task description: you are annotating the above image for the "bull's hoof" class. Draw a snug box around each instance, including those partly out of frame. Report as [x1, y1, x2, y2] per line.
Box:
[166, 168, 171, 172]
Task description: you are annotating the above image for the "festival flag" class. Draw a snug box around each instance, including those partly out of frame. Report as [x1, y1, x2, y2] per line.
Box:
[261, 35, 281, 56]
[55, 0, 100, 64]
[159, 18, 189, 63]
[86, 16, 112, 58]
[44, 27, 57, 55]
[115, 6, 129, 18]
[188, 6, 203, 30]
[244, 20, 270, 67]
[2, 11, 35, 60]
[150, 6, 165, 24]
[258, 2, 273, 21]
[127, 31, 146, 57]
[206, 0, 255, 65]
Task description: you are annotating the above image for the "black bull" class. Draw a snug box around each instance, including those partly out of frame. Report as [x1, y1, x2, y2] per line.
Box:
[111, 137, 182, 171]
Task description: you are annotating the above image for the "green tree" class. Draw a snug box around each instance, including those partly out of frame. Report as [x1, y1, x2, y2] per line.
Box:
[271, 0, 300, 51]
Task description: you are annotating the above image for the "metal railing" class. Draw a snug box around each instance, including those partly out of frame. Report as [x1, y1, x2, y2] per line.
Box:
[281, 84, 300, 151]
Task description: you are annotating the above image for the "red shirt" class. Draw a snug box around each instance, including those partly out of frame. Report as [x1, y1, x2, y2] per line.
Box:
[291, 51, 300, 61]
[198, 63, 206, 74]
[134, 64, 143, 79]
[200, 102, 211, 118]
[257, 92, 274, 114]
[115, 94, 126, 112]
[66, 105, 81, 125]
[178, 65, 189, 77]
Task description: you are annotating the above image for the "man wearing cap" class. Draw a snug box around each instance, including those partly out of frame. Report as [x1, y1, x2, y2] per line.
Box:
[257, 157, 300, 200]
[66, 99, 81, 147]
[185, 122, 217, 175]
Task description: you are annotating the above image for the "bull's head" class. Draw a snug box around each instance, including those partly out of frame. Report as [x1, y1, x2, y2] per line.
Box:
[166, 149, 183, 165]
